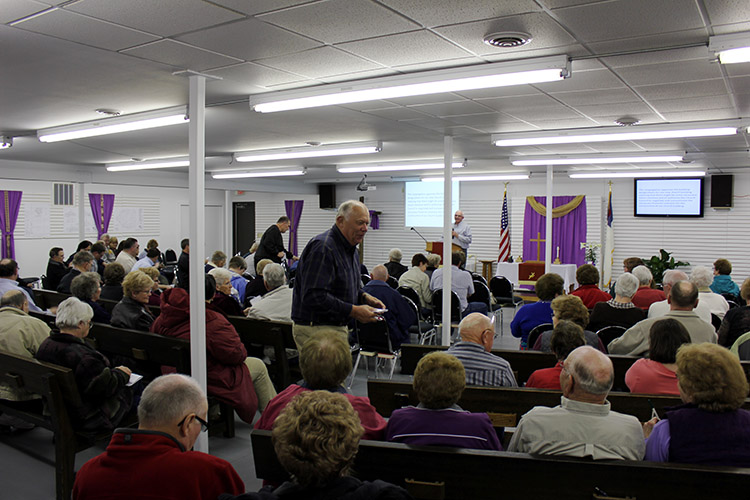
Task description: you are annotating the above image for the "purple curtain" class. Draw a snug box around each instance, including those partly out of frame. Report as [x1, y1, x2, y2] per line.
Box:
[0, 190, 22, 259]
[89, 194, 115, 239]
[522, 196, 586, 266]
[285, 200, 304, 257]
[369, 210, 380, 230]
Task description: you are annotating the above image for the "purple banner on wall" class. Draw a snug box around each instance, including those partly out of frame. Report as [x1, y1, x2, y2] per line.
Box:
[522, 196, 586, 267]
[0, 190, 22, 259]
[285, 200, 304, 257]
[369, 210, 380, 230]
[88, 193, 115, 240]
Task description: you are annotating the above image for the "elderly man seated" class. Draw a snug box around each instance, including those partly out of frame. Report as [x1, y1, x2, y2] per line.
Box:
[222, 391, 409, 500]
[508, 346, 645, 460]
[361, 265, 416, 349]
[384, 248, 408, 280]
[57, 250, 95, 294]
[254, 330, 386, 440]
[609, 281, 717, 357]
[430, 251, 487, 317]
[386, 351, 501, 450]
[0, 259, 49, 313]
[588, 273, 645, 332]
[73, 374, 245, 500]
[0, 290, 51, 429]
[446, 313, 517, 387]
[245, 263, 292, 322]
[398, 253, 433, 312]
[648, 270, 711, 323]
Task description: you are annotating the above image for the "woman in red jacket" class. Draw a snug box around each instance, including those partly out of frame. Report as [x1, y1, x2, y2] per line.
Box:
[151, 275, 276, 423]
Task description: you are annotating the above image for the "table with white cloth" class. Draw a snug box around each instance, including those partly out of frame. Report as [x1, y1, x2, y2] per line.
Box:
[495, 262, 577, 292]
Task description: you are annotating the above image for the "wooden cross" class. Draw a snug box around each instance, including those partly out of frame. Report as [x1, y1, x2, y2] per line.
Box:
[530, 231, 545, 261]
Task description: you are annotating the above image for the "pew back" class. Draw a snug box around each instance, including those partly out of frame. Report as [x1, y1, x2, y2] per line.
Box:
[228, 316, 297, 391]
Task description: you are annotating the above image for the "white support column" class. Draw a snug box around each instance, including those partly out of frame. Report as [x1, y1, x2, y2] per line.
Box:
[441, 136, 453, 345]
[188, 74, 208, 453]
[545, 165, 553, 273]
[78, 182, 85, 241]
[225, 190, 232, 256]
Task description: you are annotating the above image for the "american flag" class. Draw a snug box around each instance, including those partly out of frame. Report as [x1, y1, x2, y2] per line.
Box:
[498, 189, 510, 262]
[603, 187, 614, 287]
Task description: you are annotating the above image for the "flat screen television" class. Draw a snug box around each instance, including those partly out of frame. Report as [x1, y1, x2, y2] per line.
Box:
[634, 177, 704, 217]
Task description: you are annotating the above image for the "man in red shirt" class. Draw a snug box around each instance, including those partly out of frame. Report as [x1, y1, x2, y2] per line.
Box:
[73, 374, 245, 500]
[631, 265, 666, 310]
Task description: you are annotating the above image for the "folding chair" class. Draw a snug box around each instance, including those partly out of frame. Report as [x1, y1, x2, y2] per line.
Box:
[490, 276, 524, 336]
[348, 319, 399, 388]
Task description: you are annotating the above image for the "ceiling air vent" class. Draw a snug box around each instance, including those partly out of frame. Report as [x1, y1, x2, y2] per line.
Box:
[483, 32, 532, 48]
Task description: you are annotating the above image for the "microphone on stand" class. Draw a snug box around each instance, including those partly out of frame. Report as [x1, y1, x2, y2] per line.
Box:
[410, 227, 428, 243]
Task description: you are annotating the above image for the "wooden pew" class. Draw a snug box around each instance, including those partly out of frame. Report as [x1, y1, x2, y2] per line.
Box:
[228, 316, 298, 391]
[367, 379, 750, 425]
[33, 288, 160, 317]
[0, 351, 131, 500]
[250, 429, 750, 500]
[399, 343, 637, 390]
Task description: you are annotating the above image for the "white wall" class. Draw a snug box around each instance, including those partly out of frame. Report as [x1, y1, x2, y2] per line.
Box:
[6, 167, 750, 289]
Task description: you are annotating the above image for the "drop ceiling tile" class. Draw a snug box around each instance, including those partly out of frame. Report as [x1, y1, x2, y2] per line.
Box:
[615, 60, 724, 86]
[588, 113, 663, 126]
[704, 0, 750, 26]
[660, 109, 738, 122]
[552, 88, 642, 106]
[478, 94, 566, 112]
[601, 46, 711, 68]
[316, 68, 398, 84]
[522, 118, 599, 129]
[258, 46, 384, 79]
[538, 0, 603, 8]
[650, 95, 734, 113]
[122, 39, 242, 71]
[378, 0, 540, 27]
[475, 122, 540, 133]
[730, 75, 750, 93]
[204, 62, 307, 98]
[338, 30, 473, 67]
[712, 22, 750, 34]
[552, 0, 704, 43]
[391, 57, 487, 74]
[634, 79, 729, 100]
[434, 13, 576, 56]
[505, 106, 585, 121]
[257, 0, 419, 44]
[362, 107, 433, 121]
[482, 44, 589, 62]
[177, 18, 321, 61]
[0, 0, 50, 23]
[206, 0, 312, 16]
[340, 100, 403, 111]
[13, 9, 158, 51]
[67, 0, 243, 37]
[447, 112, 526, 127]
[410, 100, 495, 117]
[386, 93, 465, 106]
[457, 85, 543, 99]
[535, 68, 625, 92]
[574, 101, 655, 118]
[587, 29, 708, 57]
[724, 63, 750, 77]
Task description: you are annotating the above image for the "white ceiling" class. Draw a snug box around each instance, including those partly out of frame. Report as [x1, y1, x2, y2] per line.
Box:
[1, 0, 750, 183]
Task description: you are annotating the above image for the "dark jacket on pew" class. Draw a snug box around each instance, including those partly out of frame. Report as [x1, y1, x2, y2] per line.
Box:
[35, 331, 133, 431]
[220, 476, 412, 500]
[111, 296, 154, 331]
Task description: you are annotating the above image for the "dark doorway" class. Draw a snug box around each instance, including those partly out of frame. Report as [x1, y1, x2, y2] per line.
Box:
[233, 202, 255, 256]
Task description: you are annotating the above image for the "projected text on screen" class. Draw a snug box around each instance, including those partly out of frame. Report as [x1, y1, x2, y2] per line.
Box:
[405, 181, 460, 227]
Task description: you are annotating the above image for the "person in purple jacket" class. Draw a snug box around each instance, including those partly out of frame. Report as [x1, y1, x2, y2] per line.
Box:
[386, 351, 502, 451]
[644, 342, 750, 466]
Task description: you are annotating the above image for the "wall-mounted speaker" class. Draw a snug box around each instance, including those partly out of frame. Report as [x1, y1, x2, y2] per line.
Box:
[319, 184, 336, 209]
[710, 174, 733, 208]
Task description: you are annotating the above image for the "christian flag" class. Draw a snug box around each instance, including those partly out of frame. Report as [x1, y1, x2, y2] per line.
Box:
[602, 187, 614, 287]
[498, 188, 511, 262]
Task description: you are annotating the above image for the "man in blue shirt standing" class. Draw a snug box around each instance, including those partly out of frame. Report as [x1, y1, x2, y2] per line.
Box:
[291, 200, 385, 349]
[452, 210, 472, 256]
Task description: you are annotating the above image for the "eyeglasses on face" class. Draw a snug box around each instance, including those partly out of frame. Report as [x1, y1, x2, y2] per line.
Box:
[177, 414, 209, 433]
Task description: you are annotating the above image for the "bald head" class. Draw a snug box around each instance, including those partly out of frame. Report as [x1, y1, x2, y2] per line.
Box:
[1, 290, 28, 311]
[458, 313, 493, 351]
[371, 265, 388, 282]
[663, 270, 688, 295]
[562, 346, 614, 403]
[669, 280, 699, 310]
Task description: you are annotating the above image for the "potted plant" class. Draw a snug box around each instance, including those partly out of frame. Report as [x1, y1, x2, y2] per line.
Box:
[645, 249, 689, 286]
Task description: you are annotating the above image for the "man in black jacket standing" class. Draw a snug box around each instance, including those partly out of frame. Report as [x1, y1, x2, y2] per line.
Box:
[254, 216, 296, 270]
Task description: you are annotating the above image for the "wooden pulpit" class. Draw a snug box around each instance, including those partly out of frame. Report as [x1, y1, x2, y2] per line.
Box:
[425, 241, 463, 264]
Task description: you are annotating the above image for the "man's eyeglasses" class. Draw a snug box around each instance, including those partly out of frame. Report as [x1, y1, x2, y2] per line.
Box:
[177, 414, 209, 433]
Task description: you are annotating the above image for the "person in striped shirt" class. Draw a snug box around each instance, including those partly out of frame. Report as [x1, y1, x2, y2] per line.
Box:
[446, 313, 517, 387]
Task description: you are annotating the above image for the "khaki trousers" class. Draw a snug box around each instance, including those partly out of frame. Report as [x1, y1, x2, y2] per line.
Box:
[243, 357, 277, 411]
[292, 323, 348, 350]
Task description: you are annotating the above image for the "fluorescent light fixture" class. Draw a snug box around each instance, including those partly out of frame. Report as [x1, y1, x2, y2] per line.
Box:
[511, 153, 684, 166]
[106, 157, 190, 172]
[493, 120, 743, 147]
[0, 136, 11, 149]
[249, 56, 570, 113]
[235, 141, 381, 163]
[422, 174, 529, 182]
[569, 170, 705, 179]
[212, 168, 306, 179]
[337, 161, 464, 174]
[710, 32, 750, 64]
[38, 106, 188, 143]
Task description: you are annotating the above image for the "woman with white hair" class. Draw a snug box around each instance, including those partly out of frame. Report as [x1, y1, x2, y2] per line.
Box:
[208, 267, 244, 317]
[588, 273, 646, 332]
[690, 266, 729, 319]
[35, 297, 134, 431]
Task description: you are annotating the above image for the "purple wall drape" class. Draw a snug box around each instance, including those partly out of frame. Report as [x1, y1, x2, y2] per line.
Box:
[369, 210, 380, 229]
[0, 190, 22, 259]
[522, 196, 586, 266]
[88, 194, 115, 240]
[285, 200, 303, 258]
